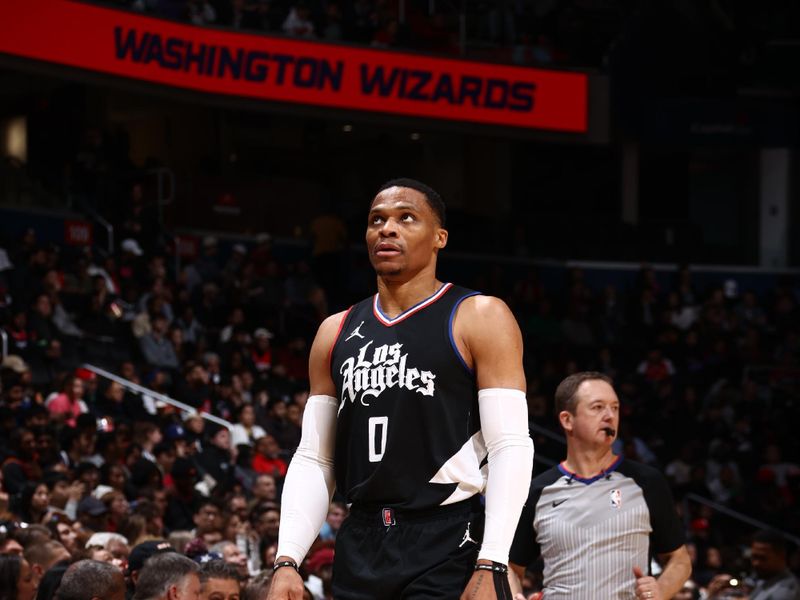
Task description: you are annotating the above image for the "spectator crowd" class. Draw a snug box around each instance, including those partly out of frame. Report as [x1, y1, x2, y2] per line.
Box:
[0, 213, 798, 599]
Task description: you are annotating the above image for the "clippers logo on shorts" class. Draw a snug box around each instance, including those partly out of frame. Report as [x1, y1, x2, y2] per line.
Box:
[610, 488, 622, 509]
[382, 508, 396, 526]
[339, 340, 436, 408]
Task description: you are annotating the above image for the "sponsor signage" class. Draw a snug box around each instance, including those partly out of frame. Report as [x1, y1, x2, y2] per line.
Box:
[64, 220, 93, 246]
[0, 0, 588, 132]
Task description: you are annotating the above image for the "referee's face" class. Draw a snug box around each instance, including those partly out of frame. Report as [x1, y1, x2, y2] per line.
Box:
[567, 380, 619, 446]
[367, 187, 447, 280]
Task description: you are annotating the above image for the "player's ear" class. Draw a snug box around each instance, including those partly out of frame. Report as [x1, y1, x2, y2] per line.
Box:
[435, 227, 448, 249]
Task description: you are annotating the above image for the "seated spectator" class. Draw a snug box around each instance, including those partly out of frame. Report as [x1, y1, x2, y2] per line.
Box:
[208, 542, 248, 579]
[250, 435, 287, 479]
[45, 472, 81, 522]
[192, 501, 224, 547]
[318, 501, 347, 542]
[749, 530, 800, 600]
[35, 560, 69, 600]
[125, 540, 175, 596]
[16, 481, 51, 525]
[282, 2, 315, 38]
[139, 314, 179, 371]
[251, 504, 279, 549]
[199, 559, 241, 600]
[2, 428, 41, 495]
[197, 425, 235, 494]
[133, 551, 200, 600]
[0, 553, 36, 600]
[637, 348, 676, 384]
[46, 375, 89, 427]
[23, 540, 70, 586]
[230, 405, 266, 449]
[56, 560, 125, 600]
[46, 514, 79, 556]
[250, 474, 277, 504]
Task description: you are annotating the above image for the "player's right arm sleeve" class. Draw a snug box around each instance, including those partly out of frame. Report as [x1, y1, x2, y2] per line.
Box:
[276, 394, 338, 564]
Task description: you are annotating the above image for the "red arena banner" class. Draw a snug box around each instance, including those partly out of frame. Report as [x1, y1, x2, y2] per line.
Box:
[0, 0, 588, 132]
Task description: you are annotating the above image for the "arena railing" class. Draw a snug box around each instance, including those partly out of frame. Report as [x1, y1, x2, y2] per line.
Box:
[70, 197, 114, 256]
[81, 363, 233, 431]
[682, 493, 800, 548]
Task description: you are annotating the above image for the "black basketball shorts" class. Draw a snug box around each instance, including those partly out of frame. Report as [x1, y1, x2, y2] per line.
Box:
[332, 496, 485, 599]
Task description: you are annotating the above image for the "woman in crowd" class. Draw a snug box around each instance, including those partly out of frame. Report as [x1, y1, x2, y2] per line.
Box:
[0, 554, 37, 600]
[16, 482, 50, 525]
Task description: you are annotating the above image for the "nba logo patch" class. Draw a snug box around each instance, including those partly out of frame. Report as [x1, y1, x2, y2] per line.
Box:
[610, 489, 622, 509]
[382, 508, 396, 526]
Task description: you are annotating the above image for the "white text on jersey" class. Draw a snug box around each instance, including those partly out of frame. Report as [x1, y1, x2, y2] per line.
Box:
[340, 340, 436, 407]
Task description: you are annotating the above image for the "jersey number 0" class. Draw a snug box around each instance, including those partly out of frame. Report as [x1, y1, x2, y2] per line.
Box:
[368, 416, 388, 462]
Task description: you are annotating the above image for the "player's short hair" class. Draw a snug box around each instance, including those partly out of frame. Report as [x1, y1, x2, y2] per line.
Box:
[752, 529, 787, 554]
[554, 372, 613, 416]
[376, 178, 446, 227]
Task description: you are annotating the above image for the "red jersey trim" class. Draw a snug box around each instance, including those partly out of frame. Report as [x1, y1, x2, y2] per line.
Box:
[328, 306, 354, 368]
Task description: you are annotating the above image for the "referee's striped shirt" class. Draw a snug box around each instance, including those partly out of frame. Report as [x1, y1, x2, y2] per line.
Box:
[510, 457, 685, 599]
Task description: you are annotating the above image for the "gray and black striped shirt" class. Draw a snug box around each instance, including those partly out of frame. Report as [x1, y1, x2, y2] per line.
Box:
[510, 457, 685, 599]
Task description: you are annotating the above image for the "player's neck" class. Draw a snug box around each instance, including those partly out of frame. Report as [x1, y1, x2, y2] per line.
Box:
[563, 446, 617, 479]
[376, 271, 443, 317]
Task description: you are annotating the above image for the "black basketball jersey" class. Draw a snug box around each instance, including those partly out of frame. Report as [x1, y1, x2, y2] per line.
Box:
[330, 282, 485, 510]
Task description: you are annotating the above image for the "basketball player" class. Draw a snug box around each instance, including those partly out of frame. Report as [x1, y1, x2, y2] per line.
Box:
[509, 372, 691, 600]
[268, 179, 534, 599]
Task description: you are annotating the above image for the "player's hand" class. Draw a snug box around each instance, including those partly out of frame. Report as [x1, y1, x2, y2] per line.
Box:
[266, 564, 305, 600]
[633, 566, 662, 600]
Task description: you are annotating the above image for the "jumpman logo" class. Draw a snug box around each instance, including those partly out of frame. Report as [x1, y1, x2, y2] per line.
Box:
[345, 321, 365, 341]
[459, 522, 478, 547]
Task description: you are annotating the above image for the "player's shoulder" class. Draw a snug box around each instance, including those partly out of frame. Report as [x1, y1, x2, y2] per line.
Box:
[314, 309, 352, 347]
[456, 294, 517, 330]
[322, 309, 351, 332]
[458, 293, 510, 315]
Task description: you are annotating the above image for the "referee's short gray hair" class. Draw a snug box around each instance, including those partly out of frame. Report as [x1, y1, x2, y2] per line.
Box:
[554, 371, 613, 416]
[132, 553, 199, 600]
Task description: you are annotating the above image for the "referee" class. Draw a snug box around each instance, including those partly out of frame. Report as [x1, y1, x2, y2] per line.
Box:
[509, 372, 691, 599]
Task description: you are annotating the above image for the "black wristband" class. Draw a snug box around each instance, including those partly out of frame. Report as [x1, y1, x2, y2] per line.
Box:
[474, 561, 508, 574]
[273, 560, 299, 573]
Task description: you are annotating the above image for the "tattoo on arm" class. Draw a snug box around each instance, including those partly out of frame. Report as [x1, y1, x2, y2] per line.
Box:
[469, 573, 485, 600]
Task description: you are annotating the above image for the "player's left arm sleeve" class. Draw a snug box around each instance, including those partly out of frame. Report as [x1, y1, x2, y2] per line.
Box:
[478, 387, 534, 564]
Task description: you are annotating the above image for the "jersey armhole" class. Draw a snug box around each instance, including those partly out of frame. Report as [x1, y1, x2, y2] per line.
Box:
[449, 292, 481, 375]
[327, 306, 354, 373]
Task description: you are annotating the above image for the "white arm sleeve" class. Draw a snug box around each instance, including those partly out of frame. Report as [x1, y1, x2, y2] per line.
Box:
[276, 394, 338, 564]
[477, 388, 534, 564]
